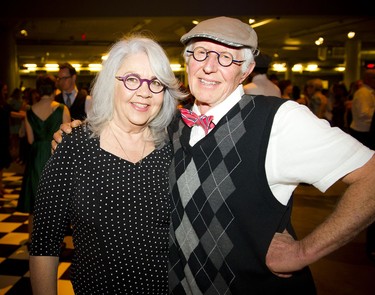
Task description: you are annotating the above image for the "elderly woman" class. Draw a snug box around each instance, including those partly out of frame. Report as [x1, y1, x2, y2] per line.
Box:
[29, 34, 185, 295]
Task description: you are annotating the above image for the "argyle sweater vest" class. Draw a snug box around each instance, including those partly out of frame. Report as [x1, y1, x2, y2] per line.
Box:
[168, 95, 316, 294]
[55, 91, 87, 121]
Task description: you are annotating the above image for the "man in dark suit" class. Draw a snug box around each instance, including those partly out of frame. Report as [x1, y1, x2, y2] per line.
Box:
[55, 62, 92, 120]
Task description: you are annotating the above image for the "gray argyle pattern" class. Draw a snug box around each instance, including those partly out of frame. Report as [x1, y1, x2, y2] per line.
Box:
[169, 97, 256, 294]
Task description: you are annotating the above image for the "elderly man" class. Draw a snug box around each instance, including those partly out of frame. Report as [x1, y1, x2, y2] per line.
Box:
[53, 16, 375, 294]
[168, 16, 375, 294]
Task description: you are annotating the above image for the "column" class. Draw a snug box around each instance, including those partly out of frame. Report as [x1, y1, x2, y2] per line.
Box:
[0, 23, 19, 92]
[344, 39, 361, 89]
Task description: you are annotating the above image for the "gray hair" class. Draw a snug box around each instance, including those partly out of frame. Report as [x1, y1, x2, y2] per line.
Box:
[183, 41, 255, 74]
[87, 34, 185, 148]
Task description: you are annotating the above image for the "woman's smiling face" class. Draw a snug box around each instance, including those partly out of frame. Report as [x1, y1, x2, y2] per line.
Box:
[113, 52, 164, 128]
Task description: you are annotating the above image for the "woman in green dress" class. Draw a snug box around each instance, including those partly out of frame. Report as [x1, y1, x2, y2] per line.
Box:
[16, 74, 71, 244]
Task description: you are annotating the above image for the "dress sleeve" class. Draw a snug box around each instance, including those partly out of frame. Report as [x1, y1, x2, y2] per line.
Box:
[30, 131, 77, 256]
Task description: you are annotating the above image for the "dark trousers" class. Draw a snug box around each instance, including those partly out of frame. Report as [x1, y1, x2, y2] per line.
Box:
[367, 222, 375, 255]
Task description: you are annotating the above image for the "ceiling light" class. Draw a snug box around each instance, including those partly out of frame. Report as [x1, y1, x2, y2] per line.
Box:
[24, 64, 37, 69]
[315, 37, 324, 46]
[72, 64, 82, 70]
[306, 64, 319, 71]
[170, 64, 182, 72]
[248, 19, 255, 25]
[192, 20, 199, 25]
[272, 63, 287, 72]
[292, 64, 303, 72]
[88, 64, 102, 72]
[282, 46, 301, 51]
[251, 19, 274, 28]
[347, 32, 355, 39]
[45, 64, 59, 71]
[284, 38, 302, 46]
[23, 64, 37, 72]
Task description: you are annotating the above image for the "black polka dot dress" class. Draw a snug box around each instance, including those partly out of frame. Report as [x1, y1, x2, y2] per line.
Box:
[30, 124, 172, 294]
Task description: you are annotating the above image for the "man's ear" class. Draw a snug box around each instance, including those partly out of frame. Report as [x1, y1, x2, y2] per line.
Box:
[240, 62, 255, 84]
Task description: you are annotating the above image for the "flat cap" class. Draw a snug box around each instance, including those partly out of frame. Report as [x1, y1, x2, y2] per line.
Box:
[180, 16, 258, 50]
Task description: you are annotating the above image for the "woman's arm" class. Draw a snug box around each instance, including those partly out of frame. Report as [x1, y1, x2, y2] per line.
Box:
[10, 110, 26, 119]
[29, 256, 60, 295]
[25, 114, 34, 144]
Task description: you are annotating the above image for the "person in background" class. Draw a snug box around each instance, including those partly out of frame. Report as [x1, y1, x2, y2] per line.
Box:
[329, 82, 349, 130]
[345, 79, 364, 130]
[269, 73, 280, 87]
[279, 79, 293, 99]
[291, 84, 309, 106]
[305, 78, 330, 121]
[29, 34, 185, 295]
[17, 88, 36, 165]
[243, 53, 281, 97]
[349, 69, 375, 148]
[0, 82, 25, 195]
[7, 87, 24, 161]
[0, 81, 12, 196]
[52, 17, 375, 294]
[55, 62, 92, 120]
[16, 74, 70, 247]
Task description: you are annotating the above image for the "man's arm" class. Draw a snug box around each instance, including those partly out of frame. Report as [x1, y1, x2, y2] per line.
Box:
[29, 256, 60, 295]
[266, 154, 375, 275]
[51, 119, 82, 152]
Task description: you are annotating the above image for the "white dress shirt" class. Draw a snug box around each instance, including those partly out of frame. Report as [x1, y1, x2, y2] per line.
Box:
[188, 85, 374, 205]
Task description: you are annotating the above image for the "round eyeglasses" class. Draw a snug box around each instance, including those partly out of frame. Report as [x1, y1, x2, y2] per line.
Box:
[56, 75, 72, 81]
[115, 74, 165, 94]
[186, 47, 245, 67]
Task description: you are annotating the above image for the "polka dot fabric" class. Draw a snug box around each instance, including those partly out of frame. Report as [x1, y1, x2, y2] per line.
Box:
[30, 124, 172, 294]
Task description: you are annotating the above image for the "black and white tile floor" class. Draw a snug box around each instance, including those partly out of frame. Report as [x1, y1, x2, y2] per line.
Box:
[0, 164, 74, 295]
[1, 163, 375, 294]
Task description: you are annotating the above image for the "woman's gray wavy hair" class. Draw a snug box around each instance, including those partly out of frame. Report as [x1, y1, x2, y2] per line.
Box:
[87, 34, 186, 148]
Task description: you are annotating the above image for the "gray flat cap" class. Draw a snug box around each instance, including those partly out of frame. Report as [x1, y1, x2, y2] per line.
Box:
[180, 16, 258, 50]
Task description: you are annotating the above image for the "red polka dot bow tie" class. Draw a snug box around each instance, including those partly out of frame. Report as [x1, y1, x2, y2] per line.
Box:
[180, 108, 215, 135]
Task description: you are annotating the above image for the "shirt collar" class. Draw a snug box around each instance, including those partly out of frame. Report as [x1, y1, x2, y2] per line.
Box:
[192, 85, 244, 125]
[64, 88, 77, 97]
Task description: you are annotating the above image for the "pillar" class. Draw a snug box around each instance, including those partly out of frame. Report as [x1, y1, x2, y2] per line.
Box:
[344, 39, 361, 89]
[0, 23, 19, 92]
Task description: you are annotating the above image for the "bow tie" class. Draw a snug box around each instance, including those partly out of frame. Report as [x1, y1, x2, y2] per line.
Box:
[180, 108, 215, 135]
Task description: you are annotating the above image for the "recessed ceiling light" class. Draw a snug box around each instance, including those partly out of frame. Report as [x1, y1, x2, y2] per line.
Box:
[347, 32, 355, 39]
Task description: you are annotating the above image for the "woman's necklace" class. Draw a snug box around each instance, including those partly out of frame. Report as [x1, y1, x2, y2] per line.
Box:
[109, 122, 146, 165]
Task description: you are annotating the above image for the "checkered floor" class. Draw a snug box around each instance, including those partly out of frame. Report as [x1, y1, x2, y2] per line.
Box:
[2, 164, 375, 294]
[0, 166, 75, 294]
